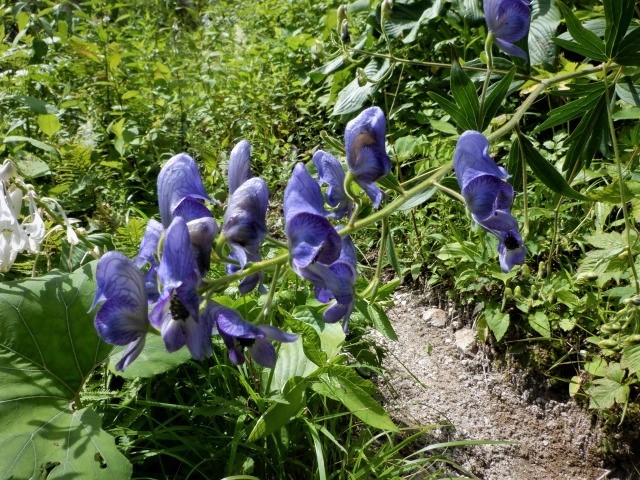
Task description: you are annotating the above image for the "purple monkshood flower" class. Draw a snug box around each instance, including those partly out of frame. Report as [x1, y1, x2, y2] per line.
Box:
[222, 177, 269, 294]
[454, 131, 525, 272]
[150, 216, 213, 360]
[157, 153, 218, 275]
[214, 307, 298, 368]
[158, 153, 213, 228]
[314, 234, 357, 332]
[345, 106, 391, 208]
[228, 140, 253, 196]
[91, 251, 150, 371]
[284, 163, 342, 288]
[312, 150, 351, 219]
[134, 219, 163, 302]
[484, 0, 531, 59]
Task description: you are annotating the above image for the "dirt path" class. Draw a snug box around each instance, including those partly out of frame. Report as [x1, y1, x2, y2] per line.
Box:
[373, 291, 616, 480]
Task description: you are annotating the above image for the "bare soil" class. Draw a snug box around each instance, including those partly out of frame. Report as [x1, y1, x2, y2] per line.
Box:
[372, 290, 625, 480]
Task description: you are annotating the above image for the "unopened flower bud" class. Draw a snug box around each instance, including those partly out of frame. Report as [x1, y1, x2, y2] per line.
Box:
[381, 0, 393, 19]
[356, 68, 368, 86]
[537, 261, 547, 279]
[514, 285, 522, 297]
[341, 19, 350, 44]
[504, 287, 513, 299]
[520, 264, 530, 278]
[337, 5, 347, 28]
[576, 271, 598, 284]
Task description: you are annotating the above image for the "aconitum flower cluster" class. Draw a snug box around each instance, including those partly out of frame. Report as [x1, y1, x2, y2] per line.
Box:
[483, 0, 531, 59]
[454, 131, 525, 272]
[92, 149, 296, 370]
[284, 107, 390, 331]
[0, 160, 45, 272]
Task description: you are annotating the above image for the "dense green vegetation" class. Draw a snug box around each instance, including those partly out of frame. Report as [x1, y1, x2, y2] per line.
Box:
[1, 0, 640, 478]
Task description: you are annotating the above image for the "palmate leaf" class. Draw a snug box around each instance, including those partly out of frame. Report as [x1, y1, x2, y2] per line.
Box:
[0, 263, 131, 479]
[553, 2, 607, 61]
[603, 0, 635, 57]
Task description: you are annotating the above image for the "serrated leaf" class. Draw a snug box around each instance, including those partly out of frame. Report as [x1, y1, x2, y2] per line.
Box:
[588, 378, 629, 410]
[616, 27, 640, 66]
[451, 60, 481, 131]
[621, 344, 640, 375]
[603, 0, 635, 57]
[333, 58, 391, 116]
[109, 333, 191, 378]
[554, 2, 607, 60]
[313, 371, 397, 431]
[516, 132, 590, 200]
[529, 0, 561, 67]
[0, 263, 131, 479]
[481, 68, 516, 129]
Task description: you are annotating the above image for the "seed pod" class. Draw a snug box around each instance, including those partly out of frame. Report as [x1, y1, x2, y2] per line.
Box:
[514, 285, 522, 297]
[520, 264, 530, 278]
[598, 339, 619, 349]
[600, 324, 614, 335]
[576, 271, 598, 284]
[530, 285, 538, 300]
[356, 68, 368, 86]
[624, 334, 640, 346]
[537, 262, 547, 279]
[504, 287, 513, 299]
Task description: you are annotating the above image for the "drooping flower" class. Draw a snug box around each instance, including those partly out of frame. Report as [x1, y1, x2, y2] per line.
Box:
[133, 219, 163, 302]
[150, 216, 212, 360]
[91, 251, 150, 371]
[214, 307, 298, 368]
[344, 106, 391, 208]
[0, 183, 26, 272]
[483, 0, 531, 59]
[454, 131, 525, 272]
[222, 177, 269, 294]
[22, 191, 45, 254]
[312, 150, 351, 219]
[314, 234, 357, 332]
[157, 153, 213, 228]
[158, 153, 218, 275]
[284, 163, 342, 289]
[228, 140, 253, 196]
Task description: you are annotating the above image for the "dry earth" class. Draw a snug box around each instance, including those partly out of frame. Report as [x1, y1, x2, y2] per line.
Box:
[372, 290, 624, 480]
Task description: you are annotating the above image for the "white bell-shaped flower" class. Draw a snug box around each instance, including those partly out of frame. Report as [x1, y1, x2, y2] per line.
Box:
[23, 191, 45, 253]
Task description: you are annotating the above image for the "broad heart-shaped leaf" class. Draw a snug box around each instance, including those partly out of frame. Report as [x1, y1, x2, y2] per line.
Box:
[621, 344, 640, 375]
[0, 262, 132, 479]
[109, 333, 192, 379]
[529, 0, 561, 67]
[485, 308, 510, 342]
[516, 132, 590, 200]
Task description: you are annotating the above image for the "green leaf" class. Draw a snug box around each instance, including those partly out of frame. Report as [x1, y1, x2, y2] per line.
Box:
[616, 27, 640, 66]
[603, 0, 635, 57]
[554, 2, 607, 60]
[109, 333, 191, 378]
[450, 60, 481, 131]
[588, 378, 629, 410]
[247, 376, 307, 442]
[13, 154, 51, 179]
[529, 311, 551, 338]
[37, 114, 61, 138]
[516, 132, 590, 200]
[428, 92, 473, 131]
[13, 94, 48, 114]
[385, 224, 402, 277]
[368, 302, 397, 341]
[485, 309, 510, 342]
[402, 0, 444, 44]
[0, 263, 131, 479]
[529, 0, 561, 67]
[282, 309, 327, 367]
[621, 344, 640, 375]
[313, 371, 397, 431]
[333, 58, 391, 116]
[615, 78, 640, 107]
[507, 136, 523, 191]
[481, 68, 516, 130]
[4, 135, 58, 155]
[562, 94, 608, 174]
[534, 86, 605, 133]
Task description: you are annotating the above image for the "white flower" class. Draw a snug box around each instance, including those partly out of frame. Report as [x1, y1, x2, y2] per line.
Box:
[0, 184, 26, 272]
[0, 160, 16, 182]
[23, 191, 45, 253]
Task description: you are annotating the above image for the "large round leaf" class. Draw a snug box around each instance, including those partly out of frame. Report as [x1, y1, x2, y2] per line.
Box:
[0, 262, 131, 479]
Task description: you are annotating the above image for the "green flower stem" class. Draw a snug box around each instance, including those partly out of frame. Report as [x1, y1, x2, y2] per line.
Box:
[479, 32, 495, 122]
[604, 66, 640, 294]
[371, 218, 389, 300]
[487, 63, 609, 143]
[254, 264, 282, 324]
[265, 236, 289, 249]
[432, 181, 465, 203]
[516, 127, 529, 238]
